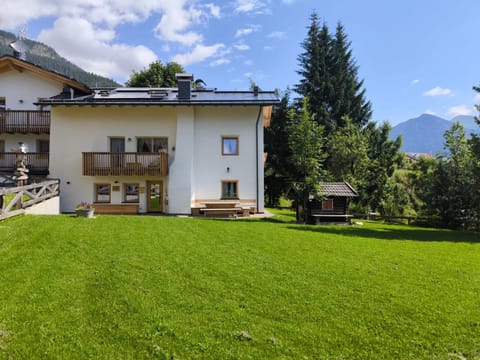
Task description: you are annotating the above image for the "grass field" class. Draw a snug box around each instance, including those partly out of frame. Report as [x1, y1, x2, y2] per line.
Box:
[0, 210, 479, 359]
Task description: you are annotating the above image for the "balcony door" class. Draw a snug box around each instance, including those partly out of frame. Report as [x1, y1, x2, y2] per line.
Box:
[110, 137, 125, 170]
[147, 180, 164, 213]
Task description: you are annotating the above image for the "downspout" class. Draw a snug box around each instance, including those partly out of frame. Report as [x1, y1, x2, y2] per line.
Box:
[255, 106, 262, 213]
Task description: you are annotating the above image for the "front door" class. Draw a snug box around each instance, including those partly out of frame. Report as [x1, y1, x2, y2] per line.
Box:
[147, 180, 164, 212]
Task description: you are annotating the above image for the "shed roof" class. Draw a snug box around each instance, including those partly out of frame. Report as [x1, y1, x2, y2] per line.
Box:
[320, 182, 358, 197]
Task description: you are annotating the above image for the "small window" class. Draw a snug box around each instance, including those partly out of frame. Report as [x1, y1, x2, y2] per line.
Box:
[222, 136, 239, 155]
[124, 183, 139, 203]
[0, 98, 5, 111]
[222, 180, 238, 199]
[95, 184, 111, 203]
[322, 199, 334, 210]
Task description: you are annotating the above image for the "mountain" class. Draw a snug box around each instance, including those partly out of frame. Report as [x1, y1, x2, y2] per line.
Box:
[452, 115, 478, 131]
[389, 114, 476, 154]
[0, 30, 120, 88]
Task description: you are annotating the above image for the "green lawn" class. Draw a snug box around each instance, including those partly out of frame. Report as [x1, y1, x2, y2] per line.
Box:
[0, 210, 479, 359]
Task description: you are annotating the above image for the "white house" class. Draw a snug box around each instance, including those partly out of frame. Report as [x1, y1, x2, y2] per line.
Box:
[0, 54, 91, 176]
[41, 74, 278, 215]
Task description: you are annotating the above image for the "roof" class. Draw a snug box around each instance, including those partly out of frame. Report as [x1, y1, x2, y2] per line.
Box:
[0, 55, 91, 94]
[320, 182, 358, 197]
[38, 87, 280, 106]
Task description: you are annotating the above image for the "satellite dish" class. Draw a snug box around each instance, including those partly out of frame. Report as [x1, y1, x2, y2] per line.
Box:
[9, 39, 28, 60]
[9, 28, 29, 60]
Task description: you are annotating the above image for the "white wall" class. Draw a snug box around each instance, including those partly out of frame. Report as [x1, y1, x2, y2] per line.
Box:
[192, 106, 261, 210]
[50, 106, 177, 212]
[0, 69, 62, 110]
[25, 196, 60, 215]
[1, 134, 49, 152]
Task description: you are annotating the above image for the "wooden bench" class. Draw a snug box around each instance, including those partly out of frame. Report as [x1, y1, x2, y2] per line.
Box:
[199, 207, 242, 217]
[92, 203, 139, 215]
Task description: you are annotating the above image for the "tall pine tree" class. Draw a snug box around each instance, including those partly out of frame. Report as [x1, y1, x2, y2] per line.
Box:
[295, 13, 372, 133]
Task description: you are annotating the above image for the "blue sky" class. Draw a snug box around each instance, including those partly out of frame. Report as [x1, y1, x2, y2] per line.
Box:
[1, 0, 479, 125]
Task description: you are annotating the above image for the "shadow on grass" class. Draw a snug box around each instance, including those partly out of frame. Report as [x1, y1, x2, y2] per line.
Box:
[286, 224, 480, 244]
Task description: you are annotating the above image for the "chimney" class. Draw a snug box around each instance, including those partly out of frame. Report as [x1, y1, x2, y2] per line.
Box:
[176, 73, 194, 100]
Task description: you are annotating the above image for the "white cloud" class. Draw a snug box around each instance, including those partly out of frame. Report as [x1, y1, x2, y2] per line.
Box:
[210, 58, 231, 66]
[234, 0, 270, 14]
[172, 43, 225, 66]
[234, 44, 250, 51]
[447, 105, 475, 117]
[281, 0, 296, 3]
[235, 24, 261, 38]
[410, 79, 420, 86]
[267, 31, 287, 39]
[38, 17, 156, 80]
[3, 1, 230, 79]
[423, 86, 453, 96]
[424, 109, 437, 115]
[205, 3, 221, 18]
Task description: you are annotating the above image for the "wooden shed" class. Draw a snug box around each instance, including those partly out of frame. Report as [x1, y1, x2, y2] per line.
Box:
[308, 182, 358, 224]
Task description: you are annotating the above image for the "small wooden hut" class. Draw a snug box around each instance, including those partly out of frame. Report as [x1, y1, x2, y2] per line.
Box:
[308, 181, 358, 224]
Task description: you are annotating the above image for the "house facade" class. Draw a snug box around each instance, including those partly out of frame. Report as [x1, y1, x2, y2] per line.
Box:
[0, 55, 90, 177]
[42, 75, 278, 215]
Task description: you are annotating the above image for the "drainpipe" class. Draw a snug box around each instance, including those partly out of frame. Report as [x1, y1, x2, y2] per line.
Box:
[255, 106, 262, 213]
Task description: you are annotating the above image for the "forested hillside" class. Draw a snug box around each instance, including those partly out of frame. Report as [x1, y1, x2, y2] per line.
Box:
[0, 30, 120, 88]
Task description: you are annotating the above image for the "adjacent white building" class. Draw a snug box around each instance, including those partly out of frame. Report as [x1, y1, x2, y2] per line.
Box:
[0, 54, 90, 176]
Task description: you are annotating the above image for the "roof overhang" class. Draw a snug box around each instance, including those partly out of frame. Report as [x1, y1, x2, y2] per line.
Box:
[0, 55, 91, 94]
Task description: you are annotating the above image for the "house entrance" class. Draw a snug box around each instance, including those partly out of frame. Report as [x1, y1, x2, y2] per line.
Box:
[146, 180, 163, 212]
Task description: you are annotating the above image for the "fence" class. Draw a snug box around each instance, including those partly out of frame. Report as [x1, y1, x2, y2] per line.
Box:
[0, 179, 60, 220]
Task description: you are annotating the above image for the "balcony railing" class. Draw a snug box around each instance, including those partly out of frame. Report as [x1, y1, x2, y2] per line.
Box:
[0, 153, 49, 175]
[83, 152, 169, 177]
[0, 110, 50, 134]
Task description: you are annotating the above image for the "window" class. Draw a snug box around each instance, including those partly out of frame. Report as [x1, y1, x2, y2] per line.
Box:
[222, 180, 238, 199]
[222, 136, 239, 155]
[95, 183, 111, 203]
[0, 98, 5, 111]
[137, 137, 168, 153]
[124, 183, 139, 203]
[322, 199, 334, 210]
[37, 140, 49, 153]
[0, 140, 4, 152]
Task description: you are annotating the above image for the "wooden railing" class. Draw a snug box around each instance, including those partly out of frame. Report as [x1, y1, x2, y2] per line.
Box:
[83, 152, 169, 176]
[0, 153, 49, 175]
[0, 110, 50, 133]
[0, 179, 60, 221]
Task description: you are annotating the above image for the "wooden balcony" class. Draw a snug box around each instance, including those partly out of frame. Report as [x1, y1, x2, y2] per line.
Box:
[0, 110, 50, 134]
[83, 152, 169, 177]
[0, 153, 49, 175]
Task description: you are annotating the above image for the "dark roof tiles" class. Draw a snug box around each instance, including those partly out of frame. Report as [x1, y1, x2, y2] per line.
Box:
[320, 182, 358, 197]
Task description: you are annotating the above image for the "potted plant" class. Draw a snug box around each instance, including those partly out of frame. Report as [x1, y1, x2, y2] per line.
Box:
[76, 201, 95, 218]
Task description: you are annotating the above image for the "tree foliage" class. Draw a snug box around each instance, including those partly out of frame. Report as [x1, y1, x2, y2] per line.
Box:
[126, 60, 185, 87]
[287, 98, 326, 222]
[295, 14, 372, 134]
